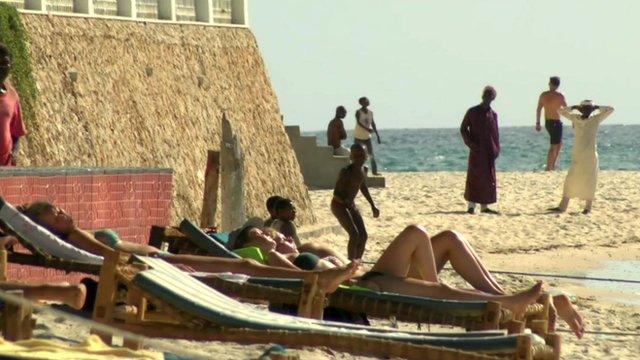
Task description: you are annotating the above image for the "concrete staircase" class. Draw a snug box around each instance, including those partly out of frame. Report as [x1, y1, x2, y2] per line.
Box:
[285, 125, 385, 190]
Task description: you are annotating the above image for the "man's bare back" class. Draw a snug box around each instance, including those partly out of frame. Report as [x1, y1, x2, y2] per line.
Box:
[539, 91, 566, 120]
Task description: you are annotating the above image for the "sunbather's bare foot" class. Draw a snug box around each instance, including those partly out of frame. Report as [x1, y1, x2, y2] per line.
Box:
[317, 260, 361, 294]
[553, 294, 585, 339]
[500, 281, 544, 315]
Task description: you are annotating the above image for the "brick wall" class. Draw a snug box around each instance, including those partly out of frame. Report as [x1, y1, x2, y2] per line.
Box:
[0, 168, 172, 283]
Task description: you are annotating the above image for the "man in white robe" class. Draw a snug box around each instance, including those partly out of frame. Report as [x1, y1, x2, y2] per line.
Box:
[551, 100, 614, 214]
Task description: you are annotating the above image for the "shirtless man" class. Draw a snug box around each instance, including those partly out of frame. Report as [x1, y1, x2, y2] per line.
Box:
[327, 106, 349, 156]
[536, 76, 567, 171]
[331, 143, 380, 260]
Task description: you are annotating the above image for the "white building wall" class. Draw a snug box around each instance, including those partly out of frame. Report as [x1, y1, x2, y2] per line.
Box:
[0, 0, 248, 26]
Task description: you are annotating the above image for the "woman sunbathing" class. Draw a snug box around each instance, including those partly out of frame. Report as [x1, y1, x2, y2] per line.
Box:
[18, 202, 358, 295]
[230, 224, 585, 338]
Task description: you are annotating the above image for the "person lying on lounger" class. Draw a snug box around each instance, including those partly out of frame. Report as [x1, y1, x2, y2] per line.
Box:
[264, 196, 349, 263]
[17, 202, 358, 295]
[229, 223, 585, 338]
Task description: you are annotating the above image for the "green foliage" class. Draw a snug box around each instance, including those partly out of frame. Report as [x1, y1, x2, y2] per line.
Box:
[0, 3, 38, 130]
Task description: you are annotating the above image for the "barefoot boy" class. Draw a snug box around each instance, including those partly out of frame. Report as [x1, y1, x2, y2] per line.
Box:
[331, 143, 380, 260]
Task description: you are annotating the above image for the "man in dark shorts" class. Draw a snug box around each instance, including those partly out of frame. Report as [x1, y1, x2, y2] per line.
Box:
[536, 76, 567, 171]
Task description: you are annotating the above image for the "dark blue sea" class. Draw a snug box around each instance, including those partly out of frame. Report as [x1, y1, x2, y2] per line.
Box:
[305, 124, 640, 172]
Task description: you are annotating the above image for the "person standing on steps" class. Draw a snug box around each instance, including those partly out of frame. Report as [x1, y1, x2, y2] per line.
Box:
[327, 106, 350, 156]
[460, 86, 501, 215]
[536, 76, 567, 171]
[354, 97, 381, 175]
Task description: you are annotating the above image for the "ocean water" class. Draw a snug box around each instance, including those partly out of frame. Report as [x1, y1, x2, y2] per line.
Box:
[581, 261, 640, 306]
[306, 124, 640, 172]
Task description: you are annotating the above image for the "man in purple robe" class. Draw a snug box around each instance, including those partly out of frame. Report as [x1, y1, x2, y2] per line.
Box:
[460, 86, 500, 214]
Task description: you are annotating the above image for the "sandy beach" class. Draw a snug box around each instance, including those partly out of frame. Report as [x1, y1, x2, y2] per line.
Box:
[29, 171, 640, 359]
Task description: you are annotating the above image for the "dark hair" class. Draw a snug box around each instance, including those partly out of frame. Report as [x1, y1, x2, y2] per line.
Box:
[266, 195, 285, 212]
[274, 198, 293, 212]
[229, 225, 256, 250]
[358, 97, 368, 104]
[350, 143, 365, 152]
[21, 201, 55, 222]
[19, 201, 70, 238]
[335, 106, 346, 116]
[550, 76, 560, 87]
[0, 43, 10, 60]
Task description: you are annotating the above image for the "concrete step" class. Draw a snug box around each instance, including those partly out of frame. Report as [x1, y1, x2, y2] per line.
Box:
[294, 136, 318, 149]
[285, 125, 301, 139]
[285, 123, 385, 190]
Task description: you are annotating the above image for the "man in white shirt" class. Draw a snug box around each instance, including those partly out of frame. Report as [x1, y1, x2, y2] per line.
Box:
[354, 97, 381, 175]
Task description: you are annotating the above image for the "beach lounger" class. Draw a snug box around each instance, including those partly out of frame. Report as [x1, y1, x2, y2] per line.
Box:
[0, 290, 33, 341]
[159, 220, 551, 333]
[0, 198, 103, 275]
[0, 199, 549, 340]
[92, 250, 560, 360]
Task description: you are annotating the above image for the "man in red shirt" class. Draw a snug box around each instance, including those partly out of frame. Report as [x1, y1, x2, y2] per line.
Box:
[0, 43, 26, 166]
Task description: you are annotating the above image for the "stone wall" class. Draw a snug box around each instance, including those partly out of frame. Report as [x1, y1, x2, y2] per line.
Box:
[15, 14, 315, 228]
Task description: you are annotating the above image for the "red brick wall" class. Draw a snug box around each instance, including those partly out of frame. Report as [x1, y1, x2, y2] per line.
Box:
[0, 170, 172, 283]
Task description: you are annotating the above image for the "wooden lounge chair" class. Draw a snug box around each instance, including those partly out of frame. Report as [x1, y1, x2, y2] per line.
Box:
[0, 198, 103, 276]
[0, 289, 33, 341]
[154, 220, 551, 333]
[0, 199, 549, 340]
[92, 250, 560, 360]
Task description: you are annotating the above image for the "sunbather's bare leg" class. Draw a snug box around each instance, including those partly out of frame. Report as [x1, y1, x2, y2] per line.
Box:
[0, 282, 86, 310]
[363, 275, 543, 314]
[429, 230, 506, 295]
[163, 256, 359, 294]
[553, 294, 585, 338]
[370, 225, 438, 282]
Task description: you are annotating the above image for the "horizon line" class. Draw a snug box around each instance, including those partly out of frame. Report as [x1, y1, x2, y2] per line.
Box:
[298, 122, 636, 133]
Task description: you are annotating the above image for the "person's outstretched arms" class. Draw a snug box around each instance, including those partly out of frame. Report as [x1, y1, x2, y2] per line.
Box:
[67, 227, 117, 257]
